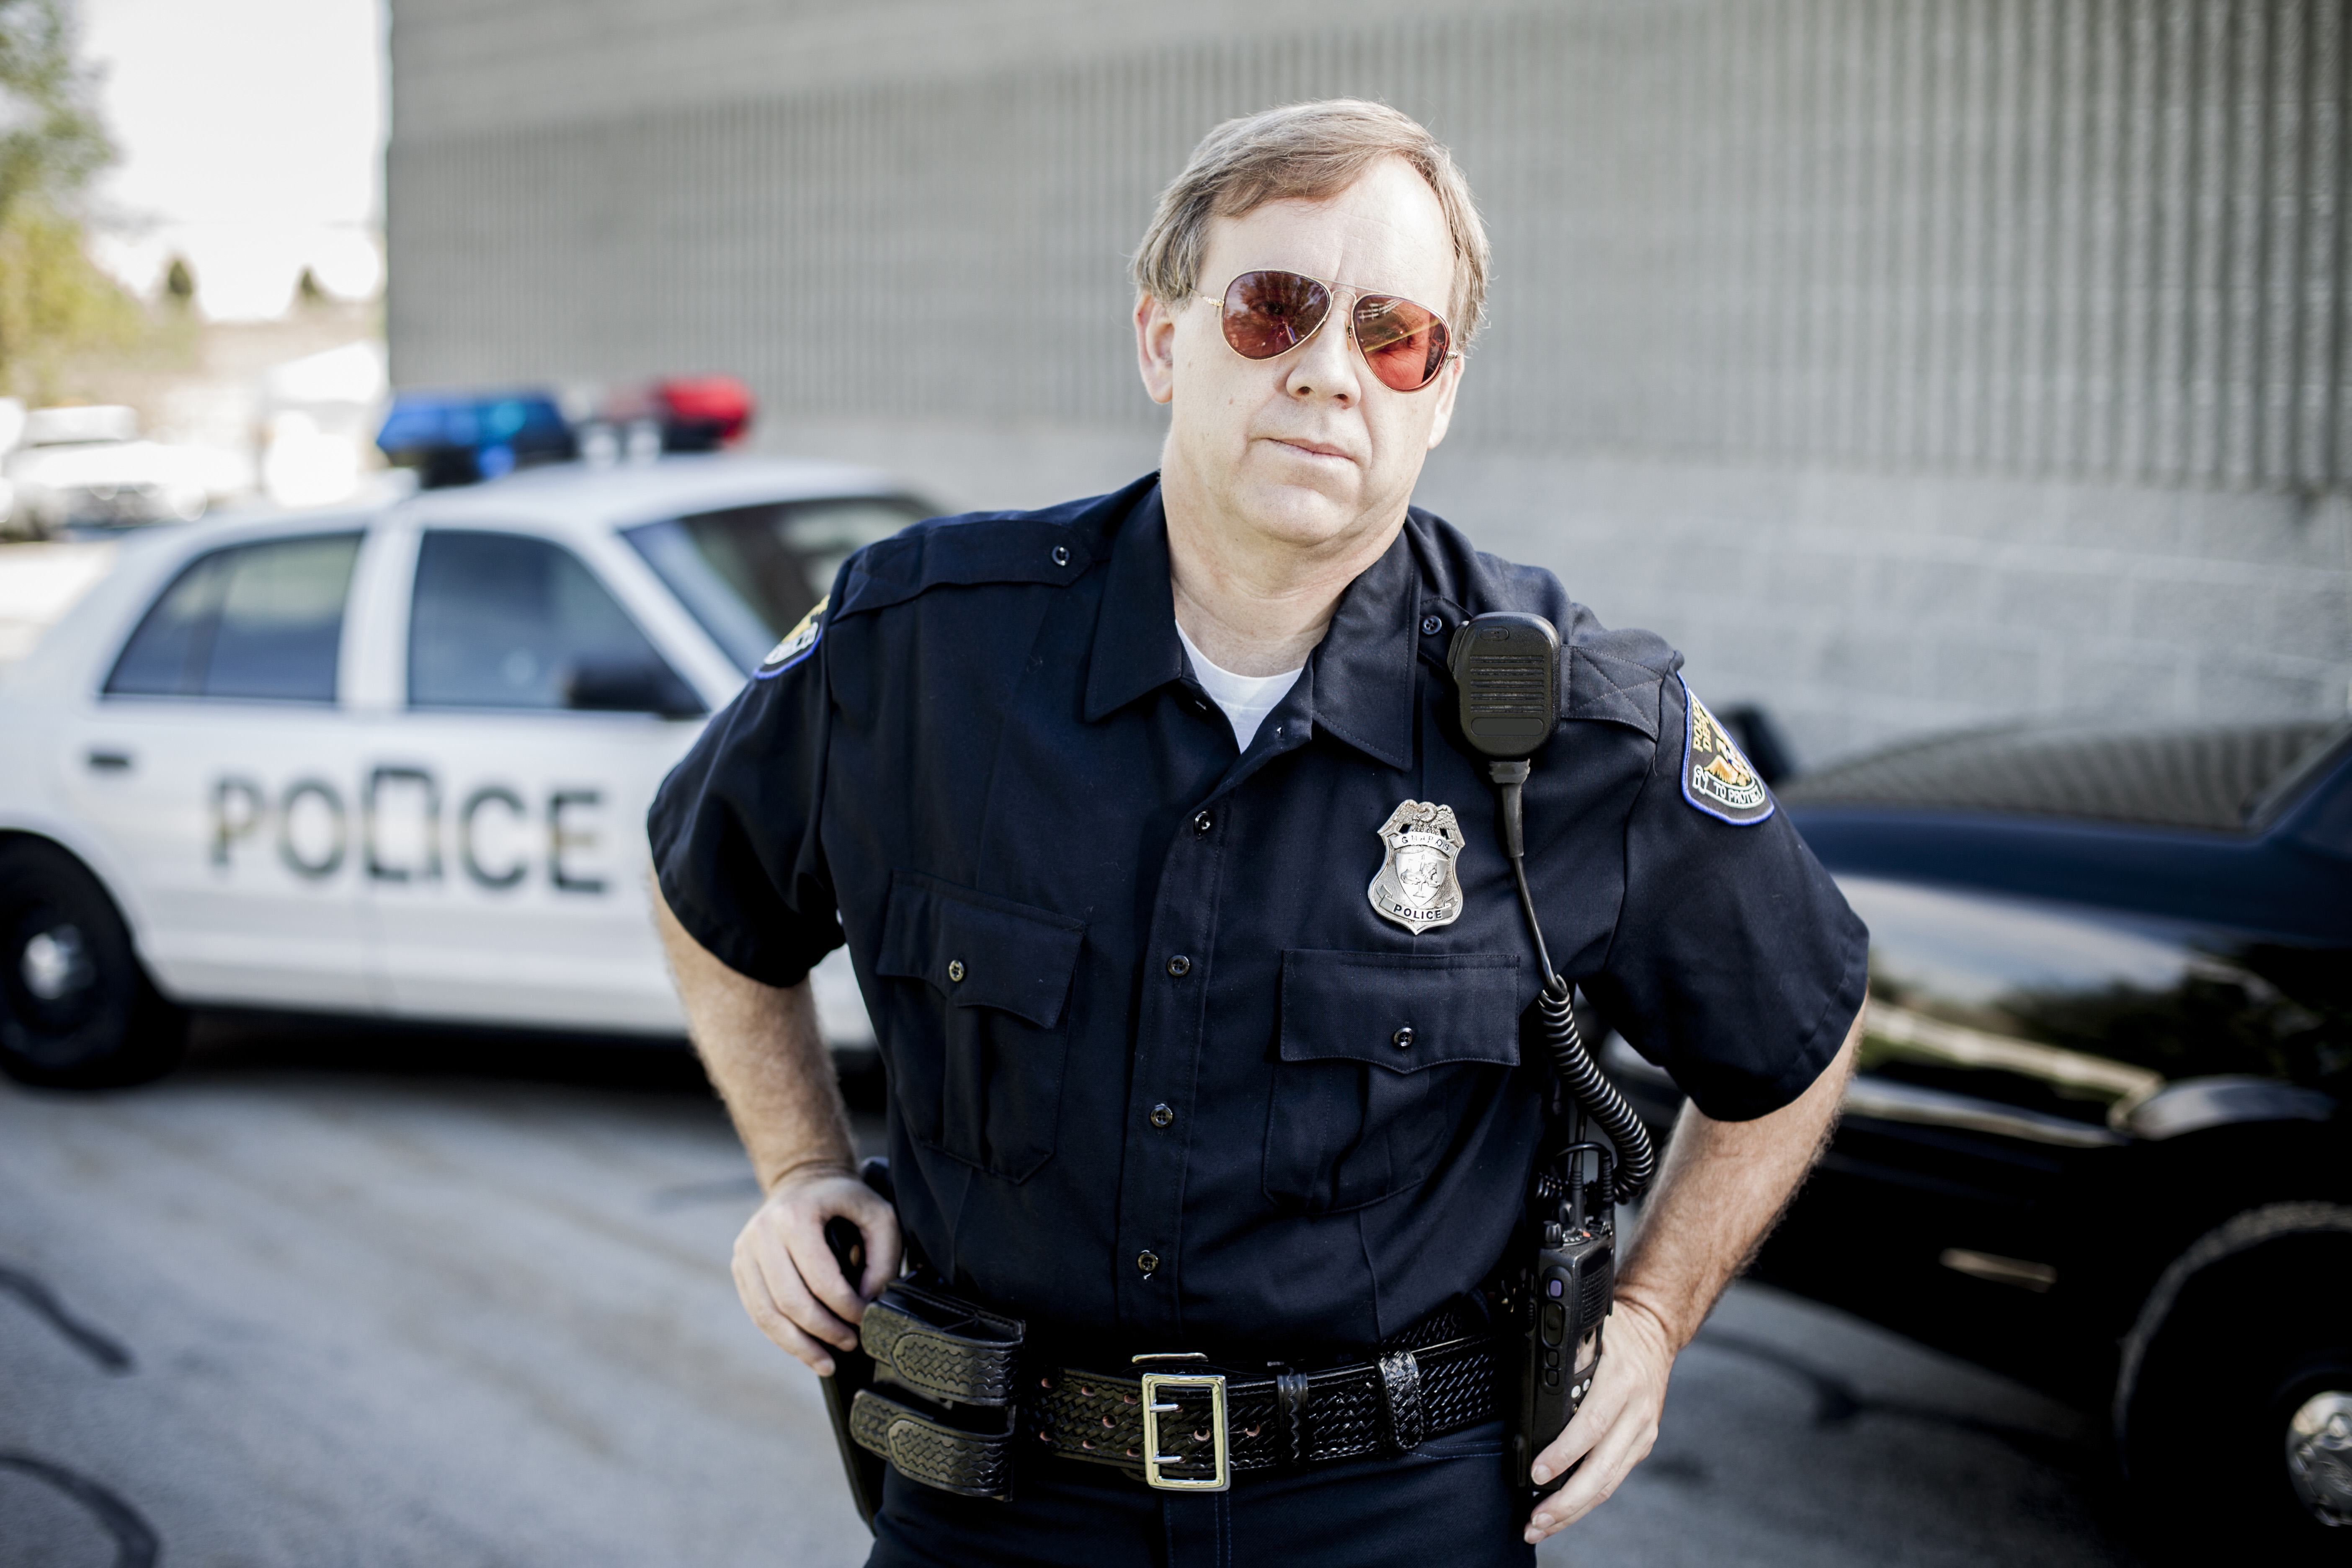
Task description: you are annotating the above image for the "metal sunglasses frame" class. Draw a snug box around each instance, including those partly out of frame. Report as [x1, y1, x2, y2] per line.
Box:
[1196, 269, 1460, 392]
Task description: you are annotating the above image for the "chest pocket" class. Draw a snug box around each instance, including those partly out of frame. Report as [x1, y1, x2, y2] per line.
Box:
[873, 871, 1086, 1183]
[1264, 950, 1524, 1214]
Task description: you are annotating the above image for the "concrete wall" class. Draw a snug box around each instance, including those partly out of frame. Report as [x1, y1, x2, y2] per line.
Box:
[751, 415, 2351, 765]
[387, 0, 2352, 766]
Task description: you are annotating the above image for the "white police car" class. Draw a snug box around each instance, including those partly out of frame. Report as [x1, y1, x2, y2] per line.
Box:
[0, 407, 927, 1086]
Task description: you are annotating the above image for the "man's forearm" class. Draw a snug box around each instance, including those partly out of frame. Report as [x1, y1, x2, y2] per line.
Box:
[652, 885, 855, 1191]
[1612, 1004, 1864, 1350]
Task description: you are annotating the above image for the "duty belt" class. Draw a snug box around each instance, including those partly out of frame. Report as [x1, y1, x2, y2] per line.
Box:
[843, 1282, 1507, 1500]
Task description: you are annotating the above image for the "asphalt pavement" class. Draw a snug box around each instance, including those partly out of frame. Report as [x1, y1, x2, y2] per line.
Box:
[0, 1016, 2153, 1568]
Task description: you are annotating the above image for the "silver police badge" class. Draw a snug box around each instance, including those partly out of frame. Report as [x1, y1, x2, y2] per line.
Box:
[1368, 800, 1467, 934]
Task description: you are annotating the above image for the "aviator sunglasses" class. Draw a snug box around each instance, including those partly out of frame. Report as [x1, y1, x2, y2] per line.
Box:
[1199, 270, 1455, 392]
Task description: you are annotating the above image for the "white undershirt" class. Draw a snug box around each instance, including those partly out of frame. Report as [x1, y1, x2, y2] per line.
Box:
[1175, 621, 1305, 752]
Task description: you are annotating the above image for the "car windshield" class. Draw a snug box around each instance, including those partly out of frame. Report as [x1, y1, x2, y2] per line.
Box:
[623, 495, 931, 672]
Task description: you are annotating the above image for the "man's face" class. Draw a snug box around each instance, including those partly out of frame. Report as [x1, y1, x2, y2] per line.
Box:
[1137, 155, 1465, 557]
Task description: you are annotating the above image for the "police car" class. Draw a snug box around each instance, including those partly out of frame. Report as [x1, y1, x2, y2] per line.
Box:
[0, 387, 927, 1087]
[1611, 717, 2352, 1553]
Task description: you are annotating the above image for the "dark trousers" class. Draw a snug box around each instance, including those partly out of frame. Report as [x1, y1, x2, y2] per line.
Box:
[865, 1419, 1534, 1568]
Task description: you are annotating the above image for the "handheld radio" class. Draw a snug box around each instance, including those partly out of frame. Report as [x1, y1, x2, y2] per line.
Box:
[1447, 613, 1658, 1502]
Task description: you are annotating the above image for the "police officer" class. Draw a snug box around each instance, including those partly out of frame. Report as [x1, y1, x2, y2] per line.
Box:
[650, 99, 1868, 1565]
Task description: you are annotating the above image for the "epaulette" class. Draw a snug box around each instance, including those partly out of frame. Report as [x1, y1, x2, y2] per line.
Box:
[1404, 508, 1679, 743]
[832, 476, 1154, 620]
[1561, 616, 1681, 741]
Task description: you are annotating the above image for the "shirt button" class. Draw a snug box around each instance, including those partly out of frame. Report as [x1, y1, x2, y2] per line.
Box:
[1136, 1250, 1160, 1276]
[1052, 544, 1071, 566]
[948, 959, 966, 983]
[1149, 1102, 1175, 1129]
[1421, 614, 1444, 635]
[1191, 810, 1213, 836]
[1166, 954, 1191, 977]
[1392, 1026, 1414, 1050]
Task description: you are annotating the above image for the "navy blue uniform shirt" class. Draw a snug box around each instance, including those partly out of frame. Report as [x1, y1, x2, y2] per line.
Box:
[649, 475, 1867, 1354]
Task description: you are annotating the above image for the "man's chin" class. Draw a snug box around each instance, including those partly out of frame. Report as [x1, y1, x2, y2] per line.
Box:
[1222, 478, 1374, 549]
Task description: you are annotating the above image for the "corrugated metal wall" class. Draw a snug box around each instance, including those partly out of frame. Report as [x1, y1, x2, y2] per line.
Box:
[390, 0, 2352, 493]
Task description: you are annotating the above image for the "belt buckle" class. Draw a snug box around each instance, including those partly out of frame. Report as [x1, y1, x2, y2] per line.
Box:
[1135, 1357, 1229, 1492]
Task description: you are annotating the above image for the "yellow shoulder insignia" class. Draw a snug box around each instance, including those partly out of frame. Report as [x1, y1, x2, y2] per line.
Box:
[1679, 678, 1774, 825]
[756, 593, 828, 678]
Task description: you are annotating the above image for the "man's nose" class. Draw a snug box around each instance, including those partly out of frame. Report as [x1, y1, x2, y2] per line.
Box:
[1285, 307, 1361, 403]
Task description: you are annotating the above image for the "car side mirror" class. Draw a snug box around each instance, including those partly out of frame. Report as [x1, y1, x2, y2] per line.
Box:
[563, 656, 706, 718]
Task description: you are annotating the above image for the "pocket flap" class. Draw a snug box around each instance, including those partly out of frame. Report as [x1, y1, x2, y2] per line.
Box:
[877, 872, 1085, 1028]
[1279, 950, 1522, 1073]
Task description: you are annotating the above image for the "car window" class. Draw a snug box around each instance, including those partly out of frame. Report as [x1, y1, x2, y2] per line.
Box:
[622, 495, 929, 672]
[407, 529, 700, 714]
[105, 532, 362, 702]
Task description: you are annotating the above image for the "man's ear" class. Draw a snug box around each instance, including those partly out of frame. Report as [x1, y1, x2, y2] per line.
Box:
[1135, 292, 1179, 406]
[1424, 354, 1465, 450]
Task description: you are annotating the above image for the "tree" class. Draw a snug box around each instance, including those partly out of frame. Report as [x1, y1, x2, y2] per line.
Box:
[0, 0, 134, 397]
[163, 253, 191, 303]
[0, 0, 108, 220]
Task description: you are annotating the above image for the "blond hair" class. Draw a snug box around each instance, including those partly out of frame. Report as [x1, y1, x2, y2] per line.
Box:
[1132, 99, 1491, 351]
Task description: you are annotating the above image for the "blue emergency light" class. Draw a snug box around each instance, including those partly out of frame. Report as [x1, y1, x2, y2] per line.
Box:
[376, 390, 577, 489]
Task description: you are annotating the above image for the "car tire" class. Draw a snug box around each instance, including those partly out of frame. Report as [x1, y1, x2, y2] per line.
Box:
[2116, 1202, 2352, 1562]
[0, 838, 187, 1088]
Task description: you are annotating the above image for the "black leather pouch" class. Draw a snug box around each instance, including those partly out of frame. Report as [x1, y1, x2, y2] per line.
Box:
[846, 1279, 1028, 1501]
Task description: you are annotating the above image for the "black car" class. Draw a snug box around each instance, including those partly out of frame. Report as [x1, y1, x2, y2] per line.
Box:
[1610, 716, 2350, 1556]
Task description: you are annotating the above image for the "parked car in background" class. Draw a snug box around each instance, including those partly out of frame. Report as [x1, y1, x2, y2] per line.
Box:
[0, 432, 926, 1090]
[1599, 717, 2350, 1555]
[0, 404, 246, 539]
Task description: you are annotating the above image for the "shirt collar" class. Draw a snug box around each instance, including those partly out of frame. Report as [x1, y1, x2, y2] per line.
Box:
[1081, 483, 1186, 722]
[1083, 480, 1421, 771]
[1296, 523, 1418, 770]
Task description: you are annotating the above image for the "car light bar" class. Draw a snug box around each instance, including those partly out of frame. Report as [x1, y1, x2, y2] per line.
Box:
[377, 376, 758, 488]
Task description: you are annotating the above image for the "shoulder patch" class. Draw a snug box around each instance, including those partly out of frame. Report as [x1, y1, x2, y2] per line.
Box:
[1678, 676, 1774, 825]
[754, 594, 827, 679]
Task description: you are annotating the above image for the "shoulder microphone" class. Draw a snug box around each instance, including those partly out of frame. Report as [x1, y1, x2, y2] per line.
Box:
[1447, 611, 1656, 1503]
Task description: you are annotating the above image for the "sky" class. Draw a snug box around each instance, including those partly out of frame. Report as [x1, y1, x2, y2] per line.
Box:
[79, 0, 387, 320]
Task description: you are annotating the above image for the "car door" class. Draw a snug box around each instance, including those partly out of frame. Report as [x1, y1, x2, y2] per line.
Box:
[62, 526, 382, 1010]
[364, 522, 710, 1032]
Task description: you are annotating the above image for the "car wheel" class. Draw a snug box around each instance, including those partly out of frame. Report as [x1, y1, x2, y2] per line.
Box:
[2116, 1202, 2352, 1561]
[0, 839, 186, 1088]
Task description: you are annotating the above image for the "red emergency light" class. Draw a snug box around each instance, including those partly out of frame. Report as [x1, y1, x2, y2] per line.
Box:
[650, 376, 754, 451]
[582, 374, 755, 456]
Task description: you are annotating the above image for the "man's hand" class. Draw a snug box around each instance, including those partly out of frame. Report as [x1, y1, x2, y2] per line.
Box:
[1523, 1300, 1674, 1544]
[731, 1166, 903, 1376]
[1518, 1003, 1863, 1545]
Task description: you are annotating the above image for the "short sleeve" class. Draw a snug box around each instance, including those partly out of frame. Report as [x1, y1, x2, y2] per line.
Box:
[646, 594, 844, 988]
[1586, 675, 1870, 1121]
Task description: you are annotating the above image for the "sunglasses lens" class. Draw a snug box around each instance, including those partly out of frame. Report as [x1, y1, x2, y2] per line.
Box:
[1352, 295, 1449, 391]
[1221, 271, 1331, 360]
